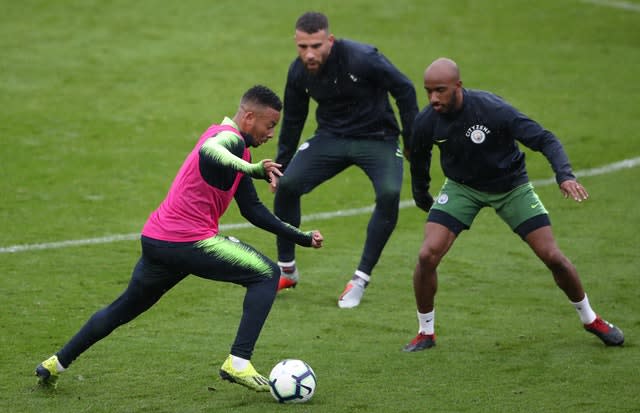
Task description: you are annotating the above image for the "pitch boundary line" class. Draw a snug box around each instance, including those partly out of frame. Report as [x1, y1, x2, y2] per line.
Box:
[581, 0, 640, 12]
[2, 156, 639, 254]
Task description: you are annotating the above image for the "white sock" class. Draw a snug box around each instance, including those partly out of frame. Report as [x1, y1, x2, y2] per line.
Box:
[353, 270, 370, 287]
[278, 260, 296, 269]
[230, 355, 250, 371]
[571, 294, 597, 324]
[417, 310, 435, 335]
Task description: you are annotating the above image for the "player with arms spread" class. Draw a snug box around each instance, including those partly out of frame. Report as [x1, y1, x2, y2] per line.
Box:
[35, 85, 324, 391]
[404, 57, 623, 352]
[273, 12, 418, 308]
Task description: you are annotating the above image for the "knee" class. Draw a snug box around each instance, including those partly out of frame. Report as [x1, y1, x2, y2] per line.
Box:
[539, 248, 573, 273]
[375, 186, 401, 211]
[268, 260, 280, 278]
[278, 174, 303, 196]
[264, 261, 281, 288]
[417, 246, 441, 270]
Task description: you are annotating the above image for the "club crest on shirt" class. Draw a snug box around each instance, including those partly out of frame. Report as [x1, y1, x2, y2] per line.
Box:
[437, 193, 449, 204]
[465, 124, 491, 144]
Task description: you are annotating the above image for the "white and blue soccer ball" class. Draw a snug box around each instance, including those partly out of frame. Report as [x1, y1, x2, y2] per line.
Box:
[268, 359, 317, 403]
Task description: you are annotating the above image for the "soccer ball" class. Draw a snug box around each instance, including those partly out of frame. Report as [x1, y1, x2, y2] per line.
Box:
[268, 359, 317, 403]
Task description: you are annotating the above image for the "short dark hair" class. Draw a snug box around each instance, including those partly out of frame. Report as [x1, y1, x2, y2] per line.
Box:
[241, 85, 282, 111]
[295, 12, 329, 34]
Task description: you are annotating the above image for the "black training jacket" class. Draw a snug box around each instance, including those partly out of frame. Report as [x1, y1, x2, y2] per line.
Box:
[276, 38, 418, 170]
[410, 89, 575, 196]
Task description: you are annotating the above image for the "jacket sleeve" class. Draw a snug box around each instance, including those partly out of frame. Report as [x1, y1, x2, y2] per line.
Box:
[200, 132, 266, 178]
[275, 63, 310, 171]
[409, 112, 435, 211]
[507, 107, 575, 184]
[369, 51, 419, 150]
[234, 175, 313, 247]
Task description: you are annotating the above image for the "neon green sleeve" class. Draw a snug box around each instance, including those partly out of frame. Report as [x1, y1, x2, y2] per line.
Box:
[199, 131, 266, 178]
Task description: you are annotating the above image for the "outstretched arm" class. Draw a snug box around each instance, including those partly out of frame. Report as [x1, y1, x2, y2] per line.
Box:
[507, 111, 587, 203]
[507, 106, 575, 184]
[200, 131, 277, 180]
[234, 175, 321, 247]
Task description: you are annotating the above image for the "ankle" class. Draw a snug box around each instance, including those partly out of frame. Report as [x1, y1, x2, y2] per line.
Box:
[352, 270, 370, 287]
[278, 260, 296, 273]
[230, 355, 250, 371]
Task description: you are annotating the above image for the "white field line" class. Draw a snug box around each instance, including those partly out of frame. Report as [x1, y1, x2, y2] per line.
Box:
[581, 0, 640, 12]
[2, 157, 639, 254]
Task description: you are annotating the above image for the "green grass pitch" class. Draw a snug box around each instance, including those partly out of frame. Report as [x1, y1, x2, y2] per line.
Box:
[1, 0, 639, 412]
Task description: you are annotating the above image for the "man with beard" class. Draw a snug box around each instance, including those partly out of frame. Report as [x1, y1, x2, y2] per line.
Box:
[272, 12, 418, 309]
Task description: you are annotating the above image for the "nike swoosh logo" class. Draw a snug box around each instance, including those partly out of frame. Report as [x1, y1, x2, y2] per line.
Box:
[435, 139, 448, 143]
[530, 203, 540, 208]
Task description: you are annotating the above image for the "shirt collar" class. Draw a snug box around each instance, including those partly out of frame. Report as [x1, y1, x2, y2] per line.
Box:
[221, 116, 257, 147]
[221, 117, 238, 129]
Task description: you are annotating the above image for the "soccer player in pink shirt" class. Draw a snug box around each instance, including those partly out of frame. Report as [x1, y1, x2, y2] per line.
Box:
[35, 85, 324, 392]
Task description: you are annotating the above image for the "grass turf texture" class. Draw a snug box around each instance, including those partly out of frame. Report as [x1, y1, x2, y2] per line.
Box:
[2, 0, 639, 412]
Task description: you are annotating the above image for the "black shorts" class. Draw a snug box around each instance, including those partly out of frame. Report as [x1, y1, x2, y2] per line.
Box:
[136, 234, 279, 289]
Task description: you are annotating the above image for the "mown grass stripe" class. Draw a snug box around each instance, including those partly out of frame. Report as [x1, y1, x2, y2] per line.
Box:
[581, 0, 640, 12]
[2, 157, 639, 254]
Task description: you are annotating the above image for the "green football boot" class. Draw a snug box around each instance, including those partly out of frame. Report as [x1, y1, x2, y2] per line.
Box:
[219, 355, 270, 392]
[35, 355, 62, 389]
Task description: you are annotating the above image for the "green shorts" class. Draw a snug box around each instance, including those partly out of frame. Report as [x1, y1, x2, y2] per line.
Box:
[428, 179, 549, 237]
